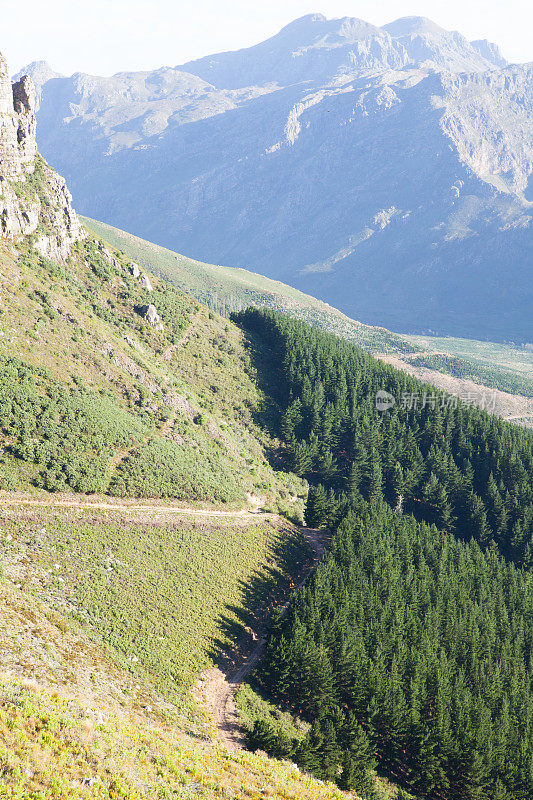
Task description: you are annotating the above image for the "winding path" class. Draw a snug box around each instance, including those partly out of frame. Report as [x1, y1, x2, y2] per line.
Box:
[194, 526, 330, 750]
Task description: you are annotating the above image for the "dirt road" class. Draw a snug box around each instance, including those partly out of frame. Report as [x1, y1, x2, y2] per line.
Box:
[0, 491, 273, 520]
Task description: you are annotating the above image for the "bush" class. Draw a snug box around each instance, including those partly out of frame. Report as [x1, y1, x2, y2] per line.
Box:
[108, 438, 244, 503]
[0, 356, 147, 493]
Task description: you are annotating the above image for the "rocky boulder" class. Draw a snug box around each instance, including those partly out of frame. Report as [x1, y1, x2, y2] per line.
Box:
[141, 303, 163, 330]
[139, 273, 153, 291]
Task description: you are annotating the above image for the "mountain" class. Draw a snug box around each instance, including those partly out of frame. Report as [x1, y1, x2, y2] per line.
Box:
[1, 47, 350, 799]
[1, 46, 532, 799]
[15, 14, 532, 342]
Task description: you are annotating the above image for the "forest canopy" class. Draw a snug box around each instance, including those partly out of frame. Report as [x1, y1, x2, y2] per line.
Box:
[234, 309, 533, 800]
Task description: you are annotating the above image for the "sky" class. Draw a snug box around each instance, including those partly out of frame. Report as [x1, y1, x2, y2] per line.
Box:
[3, 0, 532, 77]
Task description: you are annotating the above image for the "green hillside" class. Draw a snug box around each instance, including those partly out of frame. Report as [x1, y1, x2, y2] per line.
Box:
[82, 216, 533, 399]
[82, 216, 416, 354]
[0, 231, 303, 509]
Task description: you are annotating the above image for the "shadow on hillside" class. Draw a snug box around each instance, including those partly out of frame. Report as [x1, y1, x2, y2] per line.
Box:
[207, 523, 314, 674]
[239, 326, 288, 448]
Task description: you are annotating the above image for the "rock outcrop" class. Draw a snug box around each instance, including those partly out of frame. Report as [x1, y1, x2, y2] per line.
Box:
[141, 303, 163, 330]
[0, 50, 82, 258]
[139, 273, 153, 291]
[0, 55, 37, 179]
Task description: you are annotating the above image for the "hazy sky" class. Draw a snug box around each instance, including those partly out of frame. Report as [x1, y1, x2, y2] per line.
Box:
[4, 0, 532, 76]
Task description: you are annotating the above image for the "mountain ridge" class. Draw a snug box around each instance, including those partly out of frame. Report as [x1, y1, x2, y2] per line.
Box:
[15, 14, 532, 342]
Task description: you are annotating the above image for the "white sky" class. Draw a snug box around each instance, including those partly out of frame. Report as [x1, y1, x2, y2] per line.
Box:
[3, 0, 532, 77]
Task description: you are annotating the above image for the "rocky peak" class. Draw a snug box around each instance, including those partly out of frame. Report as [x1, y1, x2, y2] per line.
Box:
[0, 52, 12, 112]
[0, 49, 82, 257]
[470, 39, 507, 68]
[12, 74, 35, 113]
[383, 17, 446, 37]
[382, 16, 504, 72]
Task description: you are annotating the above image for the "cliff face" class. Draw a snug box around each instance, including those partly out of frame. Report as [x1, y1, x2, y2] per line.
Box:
[0, 55, 36, 180]
[0, 51, 82, 258]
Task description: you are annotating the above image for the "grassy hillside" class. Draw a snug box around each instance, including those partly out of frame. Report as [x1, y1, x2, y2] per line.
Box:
[82, 216, 415, 354]
[0, 502, 312, 702]
[0, 230, 304, 507]
[2, 158, 529, 800]
[0, 582, 352, 800]
[82, 216, 533, 401]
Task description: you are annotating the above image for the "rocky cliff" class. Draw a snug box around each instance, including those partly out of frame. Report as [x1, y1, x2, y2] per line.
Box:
[0, 51, 82, 258]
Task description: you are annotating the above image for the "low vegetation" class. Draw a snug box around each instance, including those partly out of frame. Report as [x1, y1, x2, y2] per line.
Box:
[0, 678, 352, 800]
[0, 356, 148, 492]
[0, 229, 296, 505]
[0, 508, 311, 699]
[82, 216, 417, 354]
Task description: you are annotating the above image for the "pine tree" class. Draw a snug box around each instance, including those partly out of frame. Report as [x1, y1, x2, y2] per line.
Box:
[306, 484, 328, 527]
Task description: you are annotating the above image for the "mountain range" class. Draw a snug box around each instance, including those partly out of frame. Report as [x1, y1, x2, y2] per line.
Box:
[16, 14, 533, 342]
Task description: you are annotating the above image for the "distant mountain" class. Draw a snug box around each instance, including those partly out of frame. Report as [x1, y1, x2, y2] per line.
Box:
[17, 14, 533, 341]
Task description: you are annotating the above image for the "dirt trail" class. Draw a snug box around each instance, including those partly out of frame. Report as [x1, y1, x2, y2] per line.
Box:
[162, 310, 201, 361]
[1, 481, 326, 749]
[194, 526, 330, 750]
[0, 491, 274, 520]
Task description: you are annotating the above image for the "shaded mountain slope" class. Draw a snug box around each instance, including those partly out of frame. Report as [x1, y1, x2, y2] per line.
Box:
[17, 14, 533, 340]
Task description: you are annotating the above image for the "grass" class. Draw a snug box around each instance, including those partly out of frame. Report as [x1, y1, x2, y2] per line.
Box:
[0, 508, 312, 700]
[235, 681, 308, 743]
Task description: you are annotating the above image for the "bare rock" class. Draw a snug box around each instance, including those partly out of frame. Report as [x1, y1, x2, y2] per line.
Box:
[0, 49, 82, 260]
[129, 262, 140, 278]
[139, 273, 153, 291]
[123, 334, 139, 350]
[142, 303, 161, 327]
[0, 55, 36, 179]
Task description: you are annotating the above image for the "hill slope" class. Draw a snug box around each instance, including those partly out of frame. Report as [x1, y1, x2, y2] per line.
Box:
[19, 15, 533, 340]
[83, 216, 533, 422]
[0, 49, 359, 800]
